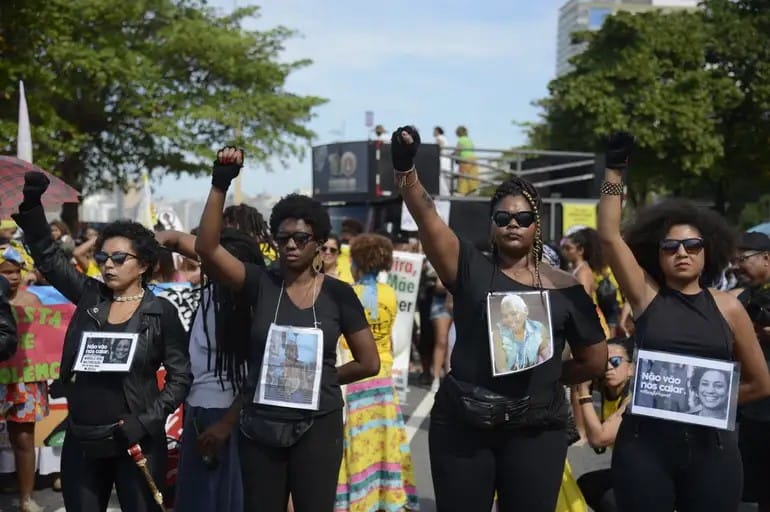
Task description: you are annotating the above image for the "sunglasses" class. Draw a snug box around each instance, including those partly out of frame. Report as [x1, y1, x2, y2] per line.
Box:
[491, 210, 536, 228]
[320, 246, 339, 254]
[94, 251, 137, 266]
[608, 356, 627, 369]
[274, 232, 314, 248]
[659, 238, 704, 254]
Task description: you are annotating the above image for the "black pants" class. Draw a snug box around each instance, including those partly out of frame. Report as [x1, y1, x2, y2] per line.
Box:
[429, 413, 567, 512]
[577, 469, 616, 512]
[239, 410, 343, 512]
[61, 429, 166, 512]
[612, 416, 742, 512]
[739, 418, 770, 506]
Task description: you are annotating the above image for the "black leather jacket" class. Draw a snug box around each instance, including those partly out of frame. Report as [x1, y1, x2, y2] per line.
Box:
[0, 276, 17, 362]
[12, 206, 192, 437]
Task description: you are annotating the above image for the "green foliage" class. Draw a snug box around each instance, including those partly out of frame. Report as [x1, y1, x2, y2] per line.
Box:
[528, 1, 770, 214]
[739, 195, 770, 230]
[0, 0, 325, 208]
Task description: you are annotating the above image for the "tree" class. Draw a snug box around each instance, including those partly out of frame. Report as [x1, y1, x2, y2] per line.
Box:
[0, 0, 325, 228]
[526, 4, 770, 214]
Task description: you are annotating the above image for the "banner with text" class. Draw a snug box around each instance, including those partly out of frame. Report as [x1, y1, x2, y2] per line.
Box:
[0, 304, 74, 384]
[387, 251, 424, 404]
[561, 202, 598, 235]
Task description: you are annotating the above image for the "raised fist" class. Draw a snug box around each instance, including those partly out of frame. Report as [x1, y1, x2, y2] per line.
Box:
[211, 146, 244, 192]
[390, 126, 421, 172]
[22, 171, 50, 206]
[605, 131, 634, 171]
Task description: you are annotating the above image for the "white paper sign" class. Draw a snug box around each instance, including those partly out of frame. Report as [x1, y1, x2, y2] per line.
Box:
[400, 200, 451, 232]
[255, 324, 324, 411]
[386, 251, 424, 403]
[73, 332, 139, 373]
[487, 291, 554, 377]
[630, 349, 740, 431]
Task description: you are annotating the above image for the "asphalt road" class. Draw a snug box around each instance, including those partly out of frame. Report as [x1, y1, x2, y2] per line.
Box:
[0, 379, 759, 511]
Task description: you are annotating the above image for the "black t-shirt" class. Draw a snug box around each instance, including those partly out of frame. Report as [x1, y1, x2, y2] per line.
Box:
[737, 287, 770, 421]
[241, 264, 369, 419]
[447, 239, 604, 399]
[68, 320, 131, 426]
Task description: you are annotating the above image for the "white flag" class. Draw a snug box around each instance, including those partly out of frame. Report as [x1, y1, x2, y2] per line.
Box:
[17, 81, 32, 163]
[136, 172, 157, 229]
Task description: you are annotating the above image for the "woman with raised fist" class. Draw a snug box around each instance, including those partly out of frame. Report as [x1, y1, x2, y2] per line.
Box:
[391, 126, 608, 512]
[12, 171, 191, 512]
[194, 147, 379, 512]
[597, 132, 770, 512]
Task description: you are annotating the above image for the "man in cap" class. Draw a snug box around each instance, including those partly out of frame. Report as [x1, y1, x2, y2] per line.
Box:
[734, 231, 770, 512]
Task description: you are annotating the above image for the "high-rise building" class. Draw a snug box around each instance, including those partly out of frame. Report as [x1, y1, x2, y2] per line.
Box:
[556, 0, 698, 77]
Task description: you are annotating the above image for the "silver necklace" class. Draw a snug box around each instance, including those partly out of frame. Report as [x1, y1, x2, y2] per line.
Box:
[113, 291, 145, 303]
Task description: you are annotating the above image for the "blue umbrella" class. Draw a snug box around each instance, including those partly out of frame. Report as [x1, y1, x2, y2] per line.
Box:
[748, 222, 770, 236]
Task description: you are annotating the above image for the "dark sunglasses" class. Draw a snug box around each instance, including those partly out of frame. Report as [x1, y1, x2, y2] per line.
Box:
[491, 210, 536, 228]
[94, 251, 137, 266]
[320, 246, 339, 254]
[275, 232, 314, 248]
[659, 238, 704, 254]
[608, 356, 627, 369]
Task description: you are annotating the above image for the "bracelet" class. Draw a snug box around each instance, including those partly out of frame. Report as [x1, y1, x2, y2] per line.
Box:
[394, 168, 418, 190]
[578, 397, 593, 405]
[600, 181, 624, 196]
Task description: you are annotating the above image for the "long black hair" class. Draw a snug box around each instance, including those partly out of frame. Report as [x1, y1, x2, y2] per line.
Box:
[223, 204, 277, 255]
[201, 227, 265, 393]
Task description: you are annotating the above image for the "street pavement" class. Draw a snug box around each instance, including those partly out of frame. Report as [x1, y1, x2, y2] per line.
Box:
[0, 377, 759, 511]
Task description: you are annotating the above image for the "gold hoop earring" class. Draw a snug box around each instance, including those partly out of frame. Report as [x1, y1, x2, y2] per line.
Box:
[312, 252, 323, 274]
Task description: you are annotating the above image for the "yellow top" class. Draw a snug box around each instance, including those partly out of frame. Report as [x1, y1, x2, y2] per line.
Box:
[341, 282, 397, 375]
[335, 245, 354, 284]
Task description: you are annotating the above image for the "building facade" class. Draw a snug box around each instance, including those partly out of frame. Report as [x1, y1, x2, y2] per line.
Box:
[556, 0, 698, 77]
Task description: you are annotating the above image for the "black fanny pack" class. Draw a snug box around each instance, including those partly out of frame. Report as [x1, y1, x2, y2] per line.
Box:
[239, 409, 314, 448]
[68, 421, 121, 459]
[443, 374, 532, 430]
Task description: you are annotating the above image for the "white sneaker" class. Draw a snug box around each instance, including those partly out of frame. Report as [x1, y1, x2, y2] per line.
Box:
[430, 378, 440, 393]
[20, 497, 43, 512]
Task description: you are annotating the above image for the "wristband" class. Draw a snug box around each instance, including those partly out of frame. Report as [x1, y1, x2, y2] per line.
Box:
[578, 397, 593, 405]
[600, 181, 624, 196]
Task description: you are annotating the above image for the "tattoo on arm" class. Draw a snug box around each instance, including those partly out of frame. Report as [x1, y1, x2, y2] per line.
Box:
[421, 190, 434, 208]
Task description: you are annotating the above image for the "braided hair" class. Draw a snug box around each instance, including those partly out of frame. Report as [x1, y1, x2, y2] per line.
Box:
[200, 227, 265, 394]
[489, 177, 545, 289]
[223, 204, 277, 254]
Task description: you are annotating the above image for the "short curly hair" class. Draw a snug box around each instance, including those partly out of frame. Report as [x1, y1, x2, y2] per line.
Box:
[623, 199, 737, 288]
[350, 234, 393, 274]
[269, 194, 331, 243]
[95, 220, 160, 285]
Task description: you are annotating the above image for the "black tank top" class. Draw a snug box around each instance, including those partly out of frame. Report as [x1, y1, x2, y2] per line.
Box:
[634, 288, 732, 361]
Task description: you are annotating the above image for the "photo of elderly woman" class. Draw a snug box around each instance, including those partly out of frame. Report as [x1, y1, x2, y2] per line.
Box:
[487, 291, 553, 376]
[688, 367, 730, 420]
[260, 327, 323, 410]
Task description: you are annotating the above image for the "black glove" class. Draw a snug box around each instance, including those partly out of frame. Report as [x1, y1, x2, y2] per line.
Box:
[390, 126, 421, 172]
[605, 131, 634, 171]
[114, 416, 147, 449]
[211, 147, 244, 192]
[20, 171, 50, 209]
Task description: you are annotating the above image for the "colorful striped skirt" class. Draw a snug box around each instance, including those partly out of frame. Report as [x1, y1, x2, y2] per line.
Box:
[335, 375, 419, 512]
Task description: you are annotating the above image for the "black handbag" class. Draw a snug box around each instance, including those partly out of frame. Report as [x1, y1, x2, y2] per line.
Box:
[442, 375, 531, 430]
[68, 421, 121, 459]
[239, 409, 314, 448]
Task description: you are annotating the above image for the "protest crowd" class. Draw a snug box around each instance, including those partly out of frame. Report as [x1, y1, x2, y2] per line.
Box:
[0, 126, 770, 512]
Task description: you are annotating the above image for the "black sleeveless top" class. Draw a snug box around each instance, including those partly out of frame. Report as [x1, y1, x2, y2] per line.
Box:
[634, 288, 732, 361]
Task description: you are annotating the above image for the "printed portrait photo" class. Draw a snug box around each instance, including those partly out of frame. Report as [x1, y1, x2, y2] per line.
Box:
[259, 326, 323, 410]
[631, 349, 738, 430]
[109, 338, 133, 365]
[487, 291, 554, 377]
